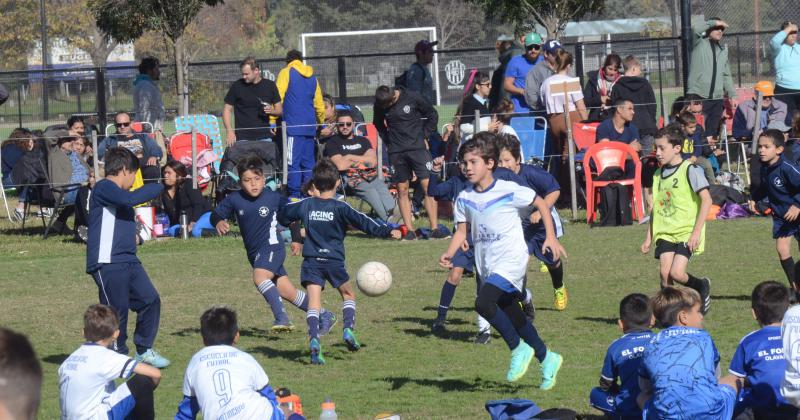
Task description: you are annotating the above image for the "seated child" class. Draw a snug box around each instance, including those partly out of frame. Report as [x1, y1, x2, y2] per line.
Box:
[590, 293, 653, 420]
[638, 287, 741, 419]
[175, 306, 304, 420]
[59, 304, 161, 420]
[729, 281, 797, 419]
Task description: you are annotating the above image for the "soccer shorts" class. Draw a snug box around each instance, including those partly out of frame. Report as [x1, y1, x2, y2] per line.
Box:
[389, 149, 432, 183]
[301, 258, 350, 290]
[247, 247, 288, 278]
[654, 239, 692, 260]
[525, 229, 559, 266]
[773, 217, 800, 240]
[451, 247, 475, 273]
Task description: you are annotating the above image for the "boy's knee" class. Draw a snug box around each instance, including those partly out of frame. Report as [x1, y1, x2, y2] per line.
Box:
[589, 387, 614, 413]
[475, 294, 495, 318]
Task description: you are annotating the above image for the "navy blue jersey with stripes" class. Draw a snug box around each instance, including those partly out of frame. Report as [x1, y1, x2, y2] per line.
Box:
[211, 189, 287, 260]
[86, 179, 163, 273]
[426, 167, 523, 201]
[278, 197, 391, 261]
[753, 156, 800, 219]
[512, 163, 563, 238]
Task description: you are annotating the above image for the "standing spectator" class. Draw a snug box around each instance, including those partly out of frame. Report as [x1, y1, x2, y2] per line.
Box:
[373, 85, 448, 239]
[687, 18, 736, 140]
[317, 93, 338, 144]
[98, 112, 163, 183]
[772, 22, 800, 125]
[732, 81, 788, 142]
[611, 56, 657, 154]
[541, 50, 589, 163]
[325, 111, 396, 221]
[223, 57, 283, 146]
[489, 35, 518, 109]
[132, 57, 165, 132]
[583, 53, 622, 121]
[407, 40, 438, 105]
[524, 39, 562, 114]
[0, 327, 42, 420]
[276, 50, 325, 198]
[504, 32, 544, 114]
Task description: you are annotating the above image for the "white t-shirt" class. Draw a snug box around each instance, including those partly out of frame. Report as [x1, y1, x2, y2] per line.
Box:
[58, 343, 138, 420]
[455, 179, 535, 290]
[182, 345, 275, 420]
[540, 74, 584, 114]
[782, 305, 800, 406]
[498, 124, 519, 139]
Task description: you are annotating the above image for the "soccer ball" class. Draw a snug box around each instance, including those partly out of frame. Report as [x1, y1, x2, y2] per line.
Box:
[356, 261, 392, 297]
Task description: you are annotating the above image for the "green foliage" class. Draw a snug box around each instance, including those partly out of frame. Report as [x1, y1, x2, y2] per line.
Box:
[0, 0, 40, 69]
[87, 0, 223, 43]
[471, 0, 605, 37]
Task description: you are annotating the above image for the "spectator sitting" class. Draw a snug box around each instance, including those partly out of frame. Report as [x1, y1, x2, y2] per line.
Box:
[72, 136, 93, 166]
[324, 111, 396, 221]
[674, 112, 716, 184]
[0, 327, 42, 420]
[594, 99, 640, 179]
[504, 32, 544, 114]
[44, 127, 91, 235]
[98, 112, 163, 183]
[67, 115, 86, 140]
[459, 71, 492, 136]
[733, 81, 788, 142]
[583, 53, 622, 121]
[771, 21, 800, 125]
[489, 99, 519, 138]
[611, 55, 657, 154]
[317, 94, 338, 145]
[158, 161, 213, 238]
[2, 128, 36, 221]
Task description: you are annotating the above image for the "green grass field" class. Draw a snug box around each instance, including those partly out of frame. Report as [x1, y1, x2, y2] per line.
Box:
[0, 211, 783, 419]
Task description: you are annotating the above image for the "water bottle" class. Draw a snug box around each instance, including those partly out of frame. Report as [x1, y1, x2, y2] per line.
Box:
[319, 399, 337, 420]
[180, 211, 189, 239]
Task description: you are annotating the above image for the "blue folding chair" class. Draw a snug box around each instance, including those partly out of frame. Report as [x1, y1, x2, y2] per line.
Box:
[510, 116, 548, 165]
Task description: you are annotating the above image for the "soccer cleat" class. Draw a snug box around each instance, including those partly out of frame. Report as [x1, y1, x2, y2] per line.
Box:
[430, 227, 451, 239]
[539, 261, 549, 273]
[319, 310, 337, 336]
[135, 348, 171, 368]
[402, 231, 418, 241]
[698, 277, 712, 315]
[521, 299, 536, 322]
[539, 350, 563, 390]
[431, 317, 446, 333]
[507, 342, 534, 382]
[553, 286, 568, 311]
[309, 338, 325, 365]
[271, 320, 295, 333]
[343, 328, 361, 352]
[475, 329, 492, 345]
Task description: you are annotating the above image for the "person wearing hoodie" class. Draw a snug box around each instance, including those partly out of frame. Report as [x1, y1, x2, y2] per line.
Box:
[489, 35, 519, 110]
[276, 50, 326, 198]
[132, 57, 165, 132]
[772, 21, 800, 125]
[583, 53, 621, 121]
[611, 55, 658, 155]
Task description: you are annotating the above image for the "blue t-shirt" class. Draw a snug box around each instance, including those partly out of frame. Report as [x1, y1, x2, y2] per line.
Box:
[595, 118, 640, 145]
[504, 54, 543, 113]
[211, 189, 287, 260]
[601, 330, 653, 417]
[514, 163, 562, 237]
[639, 326, 725, 419]
[728, 325, 789, 409]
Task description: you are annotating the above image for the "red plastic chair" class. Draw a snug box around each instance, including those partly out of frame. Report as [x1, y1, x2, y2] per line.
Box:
[572, 122, 600, 153]
[582, 141, 645, 224]
[363, 123, 380, 151]
[169, 132, 212, 161]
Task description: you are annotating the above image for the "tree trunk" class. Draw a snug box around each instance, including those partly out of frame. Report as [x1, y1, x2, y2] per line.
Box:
[173, 35, 188, 116]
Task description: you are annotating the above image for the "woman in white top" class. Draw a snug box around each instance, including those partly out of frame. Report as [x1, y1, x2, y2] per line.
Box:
[540, 50, 589, 161]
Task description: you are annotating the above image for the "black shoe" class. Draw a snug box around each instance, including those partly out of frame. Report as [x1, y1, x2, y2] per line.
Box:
[402, 231, 417, 241]
[430, 227, 451, 239]
[698, 277, 711, 315]
[431, 318, 446, 333]
[475, 330, 491, 344]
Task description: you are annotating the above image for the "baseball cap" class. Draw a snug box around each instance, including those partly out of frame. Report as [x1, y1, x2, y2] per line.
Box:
[496, 34, 514, 42]
[543, 40, 562, 54]
[754, 80, 775, 97]
[414, 40, 439, 54]
[524, 32, 543, 47]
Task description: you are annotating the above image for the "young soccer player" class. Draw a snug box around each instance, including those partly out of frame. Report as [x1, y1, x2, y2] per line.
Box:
[0, 327, 42, 420]
[637, 287, 741, 418]
[212, 156, 336, 334]
[781, 292, 800, 406]
[729, 281, 797, 419]
[279, 158, 401, 365]
[750, 129, 800, 293]
[439, 132, 565, 389]
[641, 126, 713, 313]
[589, 293, 653, 420]
[496, 134, 568, 310]
[175, 306, 304, 420]
[86, 147, 169, 367]
[59, 304, 161, 420]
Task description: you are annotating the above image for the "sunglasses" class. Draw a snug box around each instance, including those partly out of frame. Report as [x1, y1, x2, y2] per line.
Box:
[527, 44, 541, 51]
[710, 26, 726, 32]
[790, 31, 798, 35]
[478, 82, 491, 87]
[115, 122, 131, 128]
[337, 122, 353, 127]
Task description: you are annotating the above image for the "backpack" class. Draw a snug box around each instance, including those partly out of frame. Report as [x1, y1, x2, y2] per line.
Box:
[597, 183, 633, 227]
[394, 62, 425, 89]
[715, 170, 745, 193]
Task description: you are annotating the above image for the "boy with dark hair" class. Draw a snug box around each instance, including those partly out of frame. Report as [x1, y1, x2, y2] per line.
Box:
[0, 327, 42, 420]
[279, 158, 401, 365]
[729, 281, 796, 419]
[637, 287, 741, 418]
[439, 132, 566, 389]
[590, 293, 653, 420]
[212, 156, 336, 334]
[750, 129, 800, 293]
[86, 147, 170, 367]
[59, 304, 161, 420]
[641, 126, 713, 313]
[176, 306, 303, 420]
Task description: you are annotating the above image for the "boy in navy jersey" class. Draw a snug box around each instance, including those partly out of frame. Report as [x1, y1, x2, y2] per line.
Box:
[496, 134, 568, 311]
[590, 293, 653, 420]
[750, 129, 800, 293]
[279, 158, 401, 365]
[729, 281, 796, 419]
[86, 147, 169, 368]
[212, 156, 335, 334]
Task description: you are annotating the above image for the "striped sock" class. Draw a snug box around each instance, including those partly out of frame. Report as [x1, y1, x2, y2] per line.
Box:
[343, 300, 356, 330]
[257, 281, 289, 324]
[307, 309, 320, 340]
[291, 290, 309, 312]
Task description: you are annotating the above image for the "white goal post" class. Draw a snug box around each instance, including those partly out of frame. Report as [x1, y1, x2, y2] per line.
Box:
[300, 27, 441, 105]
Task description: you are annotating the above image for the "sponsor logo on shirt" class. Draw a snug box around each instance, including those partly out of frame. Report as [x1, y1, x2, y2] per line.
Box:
[342, 144, 363, 151]
[309, 210, 334, 221]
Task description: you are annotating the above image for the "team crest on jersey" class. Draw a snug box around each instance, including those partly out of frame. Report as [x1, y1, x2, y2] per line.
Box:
[775, 177, 784, 188]
[657, 190, 677, 218]
[238, 209, 244, 216]
[258, 206, 269, 217]
[403, 105, 411, 114]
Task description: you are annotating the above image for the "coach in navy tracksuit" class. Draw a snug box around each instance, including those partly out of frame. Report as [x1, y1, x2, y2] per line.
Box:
[86, 147, 170, 368]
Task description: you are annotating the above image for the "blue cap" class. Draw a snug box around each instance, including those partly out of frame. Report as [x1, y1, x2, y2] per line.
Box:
[543, 40, 562, 54]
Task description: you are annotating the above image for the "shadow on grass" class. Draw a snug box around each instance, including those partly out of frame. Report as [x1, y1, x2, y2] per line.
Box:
[422, 305, 475, 313]
[575, 316, 618, 325]
[42, 353, 70, 365]
[402, 327, 477, 342]
[710, 295, 750, 301]
[171, 327, 200, 337]
[391, 316, 469, 327]
[249, 345, 349, 364]
[382, 376, 522, 393]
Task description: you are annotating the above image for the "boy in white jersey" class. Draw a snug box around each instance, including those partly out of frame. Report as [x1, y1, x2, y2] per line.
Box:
[439, 132, 566, 389]
[59, 304, 161, 420]
[175, 306, 302, 420]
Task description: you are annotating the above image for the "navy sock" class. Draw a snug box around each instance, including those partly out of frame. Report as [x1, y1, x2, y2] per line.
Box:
[343, 300, 356, 329]
[135, 345, 148, 355]
[291, 290, 309, 312]
[487, 310, 521, 350]
[257, 281, 289, 323]
[307, 309, 319, 340]
[781, 257, 795, 286]
[437, 281, 457, 320]
[685, 274, 703, 291]
[548, 263, 564, 289]
[518, 322, 548, 362]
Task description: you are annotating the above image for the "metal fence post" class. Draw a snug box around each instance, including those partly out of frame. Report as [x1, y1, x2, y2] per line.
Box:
[16, 84, 22, 128]
[90, 130, 99, 177]
[191, 128, 198, 189]
[736, 35, 742, 87]
[377, 134, 384, 181]
[656, 41, 664, 117]
[95, 68, 107, 132]
[751, 90, 764, 155]
[337, 57, 347, 101]
[281, 121, 288, 188]
[473, 109, 480, 137]
[574, 42, 585, 86]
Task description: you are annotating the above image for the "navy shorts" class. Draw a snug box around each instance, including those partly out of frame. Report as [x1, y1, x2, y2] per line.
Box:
[247, 247, 287, 277]
[773, 217, 800, 240]
[451, 247, 475, 272]
[301, 258, 350, 290]
[525, 228, 559, 266]
[654, 239, 692, 260]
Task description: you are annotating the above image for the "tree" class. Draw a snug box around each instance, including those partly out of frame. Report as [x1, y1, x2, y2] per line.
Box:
[472, 0, 605, 38]
[0, 0, 40, 70]
[426, 0, 488, 48]
[49, 0, 118, 68]
[88, 0, 224, 115]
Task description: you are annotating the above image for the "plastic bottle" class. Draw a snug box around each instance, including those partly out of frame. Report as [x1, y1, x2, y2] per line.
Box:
[319, 399, 337, 420]
[180, 211, 189, 239]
